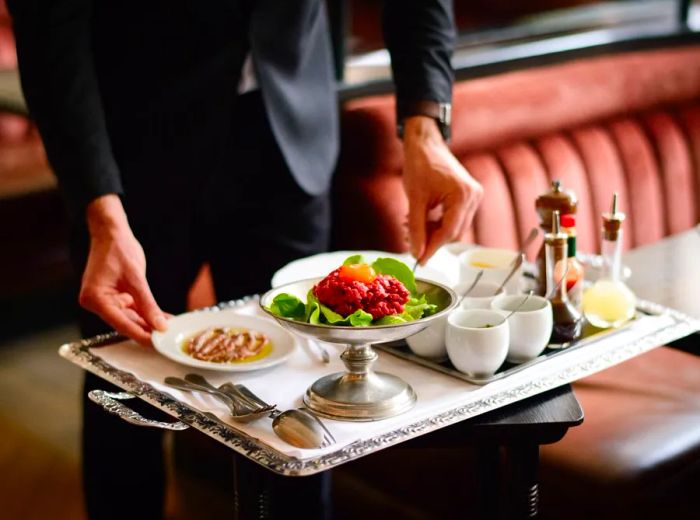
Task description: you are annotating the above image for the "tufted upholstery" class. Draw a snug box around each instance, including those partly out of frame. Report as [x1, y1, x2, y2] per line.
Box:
[335, 45, 700, 260]
[332, 44, 700, 517]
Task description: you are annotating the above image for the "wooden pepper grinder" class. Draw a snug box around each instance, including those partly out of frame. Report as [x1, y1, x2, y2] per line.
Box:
[535, 180, 577, 295]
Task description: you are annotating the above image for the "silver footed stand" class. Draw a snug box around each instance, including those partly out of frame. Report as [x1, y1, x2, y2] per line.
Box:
[304, 343, 417, 421]
[261, 277, 458, 422]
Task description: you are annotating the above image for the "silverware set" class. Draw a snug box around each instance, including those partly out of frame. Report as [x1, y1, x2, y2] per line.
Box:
[164, 373, 335, 449]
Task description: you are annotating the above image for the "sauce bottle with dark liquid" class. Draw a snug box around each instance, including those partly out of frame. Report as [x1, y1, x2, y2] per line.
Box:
[545, 210, 583, 346]
[535, 180, 578, 296]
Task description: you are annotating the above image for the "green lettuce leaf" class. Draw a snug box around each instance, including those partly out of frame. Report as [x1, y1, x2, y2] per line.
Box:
[319, 303, 373, 326]
[306, 289, 322, 324]
[342, 254, 365, 266]
[374, 315, 408, 325]
[371, 257, 417, 294]
[267, 293, 306, 320]
[301, 289, 374, 326]
[403, 294, 438, 320]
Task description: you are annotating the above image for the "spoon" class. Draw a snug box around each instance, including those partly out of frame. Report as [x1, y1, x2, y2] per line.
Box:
[495, 252, 524, 295]
[220, 383, 335, 449]
[514, 227, 539, 266]
[495, 290, 534, 326]
[234, 384, 336, 444]
[457, 270, 484, 306]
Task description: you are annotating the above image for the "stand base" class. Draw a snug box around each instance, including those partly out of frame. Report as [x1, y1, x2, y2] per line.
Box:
[304, 371, 417, 421]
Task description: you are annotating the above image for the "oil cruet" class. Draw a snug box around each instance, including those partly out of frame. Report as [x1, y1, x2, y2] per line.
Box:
[582, 193, 636, 328]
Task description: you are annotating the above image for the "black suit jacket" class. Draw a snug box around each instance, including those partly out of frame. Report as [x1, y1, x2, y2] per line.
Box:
[8, 0, 455, 217]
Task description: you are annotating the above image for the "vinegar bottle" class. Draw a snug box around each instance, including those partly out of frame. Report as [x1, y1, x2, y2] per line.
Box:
[583, 193, 636, 328]
[546, 210, 583, 346]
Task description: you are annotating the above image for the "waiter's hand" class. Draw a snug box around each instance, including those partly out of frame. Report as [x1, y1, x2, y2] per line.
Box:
[402, 115, 483, 264]
[79, 194, 168, 346]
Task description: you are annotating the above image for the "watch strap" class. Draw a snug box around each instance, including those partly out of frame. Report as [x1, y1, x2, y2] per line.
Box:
[397, 101, 452, 142]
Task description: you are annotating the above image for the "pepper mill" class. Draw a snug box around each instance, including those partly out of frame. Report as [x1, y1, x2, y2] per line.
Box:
[535, 180, 578, 295]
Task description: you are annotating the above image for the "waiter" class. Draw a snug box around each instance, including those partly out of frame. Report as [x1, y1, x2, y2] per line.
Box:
[8, 1, 483, 518]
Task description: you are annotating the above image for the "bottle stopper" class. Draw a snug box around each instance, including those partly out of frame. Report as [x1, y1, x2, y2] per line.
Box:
[545, 210, 568, 245]
[602, 192, 625, 241]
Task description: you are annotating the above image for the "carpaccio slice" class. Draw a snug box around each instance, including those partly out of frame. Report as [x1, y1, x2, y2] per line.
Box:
[184, 327, 270, 363]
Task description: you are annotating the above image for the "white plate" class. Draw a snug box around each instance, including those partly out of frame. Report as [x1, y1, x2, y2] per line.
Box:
[151, 310, 297, 372]
[271, 249, 459, 289]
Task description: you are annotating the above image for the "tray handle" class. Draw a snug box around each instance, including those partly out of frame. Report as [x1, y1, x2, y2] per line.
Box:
[88, 390, 189, 431]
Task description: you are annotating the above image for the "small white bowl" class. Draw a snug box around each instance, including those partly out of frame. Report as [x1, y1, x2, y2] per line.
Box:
[491, 294, 553, 363]
[458, 247, 522, 294]
[459, 281, 505, 310]
[406, 316, 448, 360]
[446, 309, 509, 377]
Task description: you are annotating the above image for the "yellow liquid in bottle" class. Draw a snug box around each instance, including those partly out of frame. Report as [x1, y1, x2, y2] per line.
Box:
[582, 279, 636, 328]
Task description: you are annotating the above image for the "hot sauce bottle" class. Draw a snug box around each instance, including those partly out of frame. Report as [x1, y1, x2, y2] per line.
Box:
[582, 193, 636, 328]
[560, 213, 584, 311]
[545, 210, 583, 346]
[535, 180, 578, 296]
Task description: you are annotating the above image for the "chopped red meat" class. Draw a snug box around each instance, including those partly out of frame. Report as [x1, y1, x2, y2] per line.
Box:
[313, 267, 410, 320]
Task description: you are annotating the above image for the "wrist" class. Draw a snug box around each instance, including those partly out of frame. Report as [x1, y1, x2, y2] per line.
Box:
[86, 194, 130, 238]
[397, 101, 452, 142]
[403, 116, 446, 148]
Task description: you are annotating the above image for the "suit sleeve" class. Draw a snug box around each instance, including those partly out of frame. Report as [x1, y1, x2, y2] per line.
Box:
[382, 0, 455, 118]
[7, 0, 123, 219]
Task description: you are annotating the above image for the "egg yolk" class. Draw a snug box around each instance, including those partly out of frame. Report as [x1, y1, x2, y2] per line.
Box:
[338, 263, 377, 284]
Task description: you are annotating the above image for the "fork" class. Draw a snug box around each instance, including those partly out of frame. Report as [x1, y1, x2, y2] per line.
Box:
[221, 383, 336, 447]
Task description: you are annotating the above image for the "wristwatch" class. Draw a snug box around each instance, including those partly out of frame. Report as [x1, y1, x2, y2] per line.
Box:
[397, 100, 452, 142]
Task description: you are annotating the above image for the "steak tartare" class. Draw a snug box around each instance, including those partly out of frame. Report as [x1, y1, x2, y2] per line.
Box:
[313, 265, 410, 320]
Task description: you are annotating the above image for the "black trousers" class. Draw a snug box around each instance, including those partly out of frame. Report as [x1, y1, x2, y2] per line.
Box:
[74, 91, 332, 520]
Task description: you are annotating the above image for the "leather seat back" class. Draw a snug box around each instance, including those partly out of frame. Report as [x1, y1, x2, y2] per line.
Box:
[335, 45, 700, 258]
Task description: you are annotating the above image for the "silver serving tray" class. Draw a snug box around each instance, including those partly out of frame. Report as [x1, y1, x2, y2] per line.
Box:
[59, 296, 698, 475]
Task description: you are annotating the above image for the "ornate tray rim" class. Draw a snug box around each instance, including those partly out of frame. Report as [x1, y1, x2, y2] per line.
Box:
[376, 301, 668, 385]
[58, 296, 699, 476]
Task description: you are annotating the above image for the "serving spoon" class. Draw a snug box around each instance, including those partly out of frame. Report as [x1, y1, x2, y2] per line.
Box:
[220, 382, 336, 449]
[493, 227, 539, 295]
[167, 374, 334, 448]
[515, 227, 539, 265]
[495, 253, 524, 295]
[457, 270, 484, 306]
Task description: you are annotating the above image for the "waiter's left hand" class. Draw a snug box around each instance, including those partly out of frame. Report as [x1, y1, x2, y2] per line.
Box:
[402, 115, 483, 264]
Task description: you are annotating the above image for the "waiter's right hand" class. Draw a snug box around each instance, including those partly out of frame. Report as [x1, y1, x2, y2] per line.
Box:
[79, 194, 168, 346]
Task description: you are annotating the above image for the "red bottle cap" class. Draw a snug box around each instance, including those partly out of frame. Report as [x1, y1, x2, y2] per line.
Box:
[560, 213, 576, 228]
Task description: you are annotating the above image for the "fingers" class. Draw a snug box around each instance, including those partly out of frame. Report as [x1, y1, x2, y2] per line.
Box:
[457, 186, 482, 240]
[125, 276, 168, 332]
[420, 195, 468, 263]
[407, 196, 428, 262]
[103, 305, 153, 346]
[80, 289, 153, 346]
